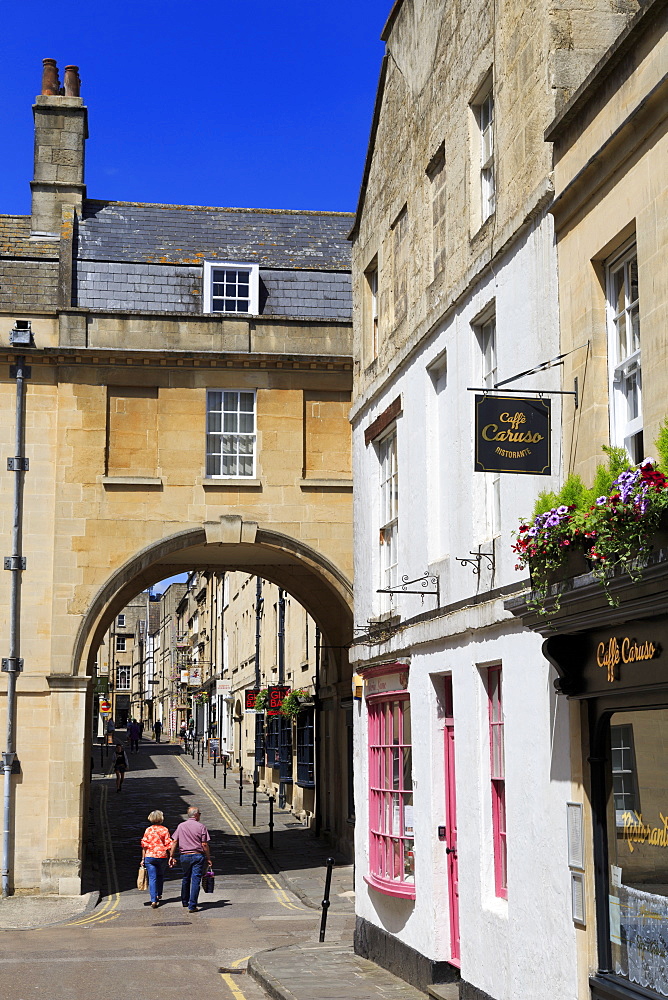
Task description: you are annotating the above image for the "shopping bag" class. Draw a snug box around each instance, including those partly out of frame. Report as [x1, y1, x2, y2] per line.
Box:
[137, 864, 148, 891]
[202, 867, 215, 893]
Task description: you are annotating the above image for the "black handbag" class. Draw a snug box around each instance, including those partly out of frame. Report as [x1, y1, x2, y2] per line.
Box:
[202, 867, 215, 893]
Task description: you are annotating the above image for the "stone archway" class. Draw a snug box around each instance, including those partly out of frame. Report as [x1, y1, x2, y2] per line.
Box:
[75, 516, 353, 683]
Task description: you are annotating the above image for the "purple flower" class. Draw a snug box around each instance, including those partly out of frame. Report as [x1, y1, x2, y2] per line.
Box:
[557, 505, 569, 515]
[546, 514, 561, 528]
[613, 469, 640, 503]
[596, 496, 607, 506]
[528, 527, 538, 537]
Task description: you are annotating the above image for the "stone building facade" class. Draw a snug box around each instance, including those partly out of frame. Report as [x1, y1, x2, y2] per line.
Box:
[508, 4, 668, 1000]
[0, 61, 354, 894]
[349, 1, 640, 998]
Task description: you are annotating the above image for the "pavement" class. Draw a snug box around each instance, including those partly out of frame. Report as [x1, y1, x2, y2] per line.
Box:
[0, 735, 438, 1000]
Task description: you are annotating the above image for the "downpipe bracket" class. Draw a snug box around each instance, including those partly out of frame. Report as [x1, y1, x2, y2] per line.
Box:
[1, 659, 23, 673]
[4, 557, 26, 571]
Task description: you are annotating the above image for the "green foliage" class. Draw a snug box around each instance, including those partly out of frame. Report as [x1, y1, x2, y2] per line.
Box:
[559, 474, 588, 509]
[656, 420, 668, 475]
[603, 445, 630, 479]
[532, 489, 559, 520]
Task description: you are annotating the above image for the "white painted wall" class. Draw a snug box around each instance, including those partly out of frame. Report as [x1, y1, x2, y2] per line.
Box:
[352, 214, 579, 1000]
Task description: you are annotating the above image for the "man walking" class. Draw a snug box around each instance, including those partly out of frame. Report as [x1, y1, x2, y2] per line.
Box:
[129, 719, 140, 753]
[169, 806, 211, 912]
[106, 716, 116, 745]
[153, 719, 162, 743]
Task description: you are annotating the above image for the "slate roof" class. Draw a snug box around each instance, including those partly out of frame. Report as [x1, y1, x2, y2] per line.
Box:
[78, 201, 354, 271]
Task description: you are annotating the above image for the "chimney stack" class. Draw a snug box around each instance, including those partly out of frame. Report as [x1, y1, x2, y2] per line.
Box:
[31, 58, 87, 239]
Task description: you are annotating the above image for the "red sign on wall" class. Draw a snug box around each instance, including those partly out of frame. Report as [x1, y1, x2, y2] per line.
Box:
[267, 686, 290, 715]
[245, 688, 260, 711]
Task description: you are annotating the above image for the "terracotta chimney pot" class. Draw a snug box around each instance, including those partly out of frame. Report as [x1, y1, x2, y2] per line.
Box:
[64, 66, 81, 97]
[41, 58, 60, 96]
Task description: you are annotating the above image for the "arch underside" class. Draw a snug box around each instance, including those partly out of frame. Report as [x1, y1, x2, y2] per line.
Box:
[75, 527, 353, 682]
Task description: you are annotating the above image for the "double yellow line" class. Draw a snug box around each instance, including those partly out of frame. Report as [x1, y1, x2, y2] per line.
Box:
[65, 785, 120, 927]
[177, 756, 301, 911]
[220, 954, 252, 1000]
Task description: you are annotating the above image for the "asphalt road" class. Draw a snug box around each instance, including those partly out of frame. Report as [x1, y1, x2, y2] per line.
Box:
[1, 743, 352, 1000]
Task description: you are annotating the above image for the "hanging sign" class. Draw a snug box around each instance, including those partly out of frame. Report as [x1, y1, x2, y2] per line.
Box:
[267, 686, 290, 716]
[474, 395, 551, 475]
[245, 688, 260, 713]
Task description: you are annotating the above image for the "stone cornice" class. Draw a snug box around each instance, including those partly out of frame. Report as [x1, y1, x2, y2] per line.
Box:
[0, 348, 353, 374]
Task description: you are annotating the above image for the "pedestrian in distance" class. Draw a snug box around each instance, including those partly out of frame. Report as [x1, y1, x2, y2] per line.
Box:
[179, 720, 187, 746]
[112, 743, 129, 792]
[141, 810, 173, 908]
[169, 806, 211, 912]
[154, 719, 162, 743]
[106, 716, 116, 744]
[129, 719, 140, 753]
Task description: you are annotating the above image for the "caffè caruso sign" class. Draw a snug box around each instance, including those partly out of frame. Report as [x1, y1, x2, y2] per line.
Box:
[475, 395, 551, 475]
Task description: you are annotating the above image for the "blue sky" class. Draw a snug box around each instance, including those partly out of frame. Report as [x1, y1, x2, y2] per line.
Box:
[0, 1, 390, 216]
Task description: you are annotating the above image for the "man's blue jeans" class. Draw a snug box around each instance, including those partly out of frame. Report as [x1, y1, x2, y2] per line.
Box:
[144, 857, 166, 904]
[180, 853, 206, 909]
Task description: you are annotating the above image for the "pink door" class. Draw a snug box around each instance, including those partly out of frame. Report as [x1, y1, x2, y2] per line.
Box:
[444, 677, 460, 965]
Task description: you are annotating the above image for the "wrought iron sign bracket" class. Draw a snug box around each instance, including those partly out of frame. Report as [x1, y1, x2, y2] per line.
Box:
[377, 571, 440, 606]
[455, 551, 495, 576]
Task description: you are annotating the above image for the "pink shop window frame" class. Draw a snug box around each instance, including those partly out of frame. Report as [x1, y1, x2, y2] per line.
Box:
[364, 682, 416, 900]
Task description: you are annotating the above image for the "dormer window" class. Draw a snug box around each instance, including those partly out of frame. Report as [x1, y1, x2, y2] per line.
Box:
[204, 261, 259, 315]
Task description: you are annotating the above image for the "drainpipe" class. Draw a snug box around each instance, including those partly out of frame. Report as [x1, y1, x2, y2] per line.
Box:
[277, 590, 285, 686]
[2, 346, 30, 897]
[314, 626, 322, 838]
[254, 576, 263, 689]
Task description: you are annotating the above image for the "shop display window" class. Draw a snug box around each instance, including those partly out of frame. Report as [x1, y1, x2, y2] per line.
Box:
[366, 693, 415, 898]
[607, 708, 668, 995]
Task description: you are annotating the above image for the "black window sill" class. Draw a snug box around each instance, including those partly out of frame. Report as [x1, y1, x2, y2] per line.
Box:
[591, 974, 663, 1000]
[296, 780, 315, 789]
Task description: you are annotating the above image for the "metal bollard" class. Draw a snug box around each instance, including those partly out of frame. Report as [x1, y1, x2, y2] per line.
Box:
[269, 794, 275, 849]
[252, 770, 258, 827]
[319, 858, 335, 942]
[191, 736, 195, 760]
[223, 755, 227, 789]
[238, 766, 243, 807]
[213, 757, 217, 780]
[99, 739, 104, 770]
[201, 741, 205, 768]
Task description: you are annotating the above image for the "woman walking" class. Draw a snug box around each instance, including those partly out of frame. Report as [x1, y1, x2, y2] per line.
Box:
[112, 743, 129, 792]
[141, 810, 173, 908]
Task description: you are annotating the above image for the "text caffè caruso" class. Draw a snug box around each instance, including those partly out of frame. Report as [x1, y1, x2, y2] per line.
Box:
[509, 561, 668, 1000]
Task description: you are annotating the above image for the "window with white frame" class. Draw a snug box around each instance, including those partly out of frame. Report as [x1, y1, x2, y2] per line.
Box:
[206, 390, 256, 478]
[116, 636, 126, 652]
[116, 665, 130, 690]
[610, 723, 639, 826]
[427, 143, 447, 276]
[365, 261, 379, 362]
[487, 664, 507, 898]
[204, 261, 259, 315]
[117, 614, 125, 628]
[606, 243, 642, 464]
[477, 313, 500, 535]
[392, 206, 408, 323]
[473, 80, 495, 225]
[379, 429, 399, 595]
